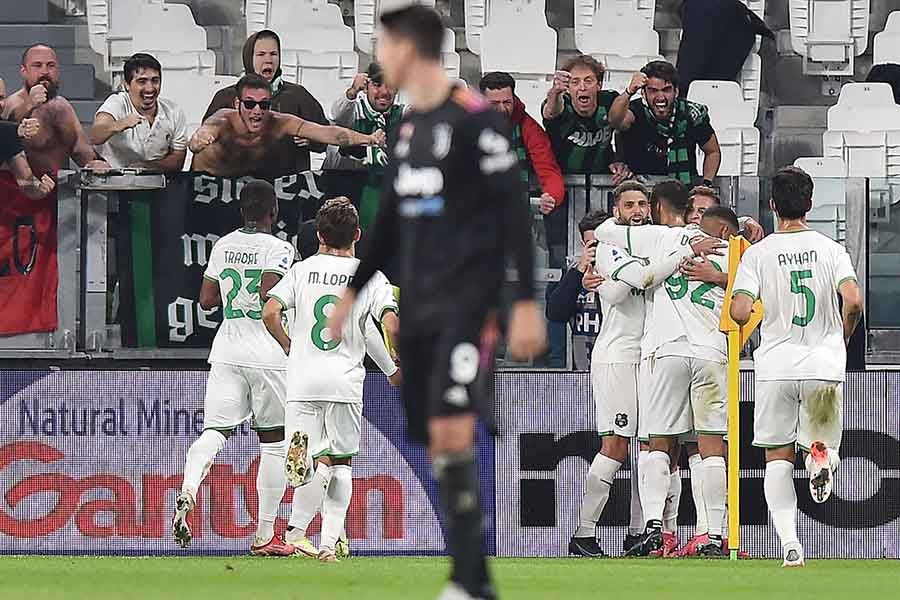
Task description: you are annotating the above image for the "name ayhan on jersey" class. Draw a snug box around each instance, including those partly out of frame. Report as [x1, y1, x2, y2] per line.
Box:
[223, 250, 260, 265]
[308, 270, 354, 287]
[778, 250, 818, 267]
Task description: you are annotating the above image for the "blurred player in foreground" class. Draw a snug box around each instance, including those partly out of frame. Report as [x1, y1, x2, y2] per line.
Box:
[730, 166, 863, 567]
[173, 180, 296, 556]
[327, 6, 545, 599]
[262, 198, 400, 562]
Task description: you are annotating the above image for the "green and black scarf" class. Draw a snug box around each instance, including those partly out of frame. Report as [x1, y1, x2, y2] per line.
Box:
[642, 97, 709, 185]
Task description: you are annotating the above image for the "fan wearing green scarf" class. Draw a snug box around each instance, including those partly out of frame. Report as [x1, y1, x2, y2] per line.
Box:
[610, 60, 721, 186]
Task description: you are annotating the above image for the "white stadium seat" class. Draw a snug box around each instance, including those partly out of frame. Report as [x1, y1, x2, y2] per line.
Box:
[687, 81, 759, 176]
[793, 156, 848, 177]
[480, 0, 557, 76]
[789, 0, 870, 76]
[464, 0, 488, 54]
[873, 11, 900, 66]
[513, 78, 552, 125]
[281, 51, 360, 120]
[575, 0, 655, 58]
[442, 29, 461, 79]
[355, 0, 437, 55]
[87, 0, 154, 74]
[737, 52, 762, 116]
[821, 84, 900, 179]
[131, 4, 215, 79]
[743, 0, 765, 20]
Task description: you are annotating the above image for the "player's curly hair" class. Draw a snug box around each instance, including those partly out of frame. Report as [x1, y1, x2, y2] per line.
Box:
[316, 197, 360, 250]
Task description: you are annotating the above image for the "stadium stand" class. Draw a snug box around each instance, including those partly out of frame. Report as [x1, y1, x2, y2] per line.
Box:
[794, 155, 848, 177]
[86, 0, 147, 75]
[789, 0, 871, 76]
[354, 0, 437, 55]
[687, 80, 761, 175]
[873, 10, 900, 66]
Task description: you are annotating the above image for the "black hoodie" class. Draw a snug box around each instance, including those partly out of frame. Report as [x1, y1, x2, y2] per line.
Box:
[203, 29, 329, 176]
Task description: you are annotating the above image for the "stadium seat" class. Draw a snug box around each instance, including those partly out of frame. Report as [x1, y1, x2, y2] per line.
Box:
[827, 83, 900, 132]
[514, 78, 552, 126]
[687, 81, 759, 176]
[743, 0, 765, 19]
[354, 0, 437, 55]
[281, 51, 360, 120]
[245, 0, 269, 36]
[86, 0, 151, 73]
[574, 0, 655, 58]
[793, 156, 848, 177]
[130, 3, 216, 84]
[873, 11, 900, 65]
[479, 0, 557, 76]
[737, 52, 762, 116]
[464, 0, 488, 54]
[442, 29, 461, 79]
[789, 0, 871, 76]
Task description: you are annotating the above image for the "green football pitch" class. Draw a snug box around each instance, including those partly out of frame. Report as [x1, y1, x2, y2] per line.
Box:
[1, 556, 895, 600]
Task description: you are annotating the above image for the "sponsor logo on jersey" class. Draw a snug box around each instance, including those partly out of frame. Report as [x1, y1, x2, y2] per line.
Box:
[393, 164, 444, 197]
[566, 128, 612, 148]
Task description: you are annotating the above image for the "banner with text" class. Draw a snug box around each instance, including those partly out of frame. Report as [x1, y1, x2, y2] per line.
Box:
[494, 371, 900, 559]
[0, 371, 496, 555]
[117, 172, 325, 348]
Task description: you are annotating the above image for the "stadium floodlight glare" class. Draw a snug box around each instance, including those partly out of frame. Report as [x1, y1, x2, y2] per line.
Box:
[719, 235, 764, 561]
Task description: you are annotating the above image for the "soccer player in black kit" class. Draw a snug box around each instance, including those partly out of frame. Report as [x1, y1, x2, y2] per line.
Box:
[327, 6, 546, 599]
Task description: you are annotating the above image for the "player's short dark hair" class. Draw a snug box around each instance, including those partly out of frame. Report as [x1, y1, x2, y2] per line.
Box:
[379, 5, 444, 61]
[579, 210, 607, 234]
[641, 60, 679, 89]
[240, 179, 276, 223]
[236, 73, 271, 99]
[124, 53, 162, 83]
[479, 71, 516, 93]
[701, 205, 740, 232]
[562, 55, 606, 81]
[613, 180, 649, 205]
[651, 180, 690, 214]
[316, 197, 359, 250]
[21, 43, 55, 66]
[689, 185, 720, 205]
[772, 166, 814, 220]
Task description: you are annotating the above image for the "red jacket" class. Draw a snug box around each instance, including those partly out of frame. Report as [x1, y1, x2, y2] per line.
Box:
[511, 96, 565, 206]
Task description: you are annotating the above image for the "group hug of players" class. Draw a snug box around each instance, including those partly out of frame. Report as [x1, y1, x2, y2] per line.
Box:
[569, 169, 862, 567]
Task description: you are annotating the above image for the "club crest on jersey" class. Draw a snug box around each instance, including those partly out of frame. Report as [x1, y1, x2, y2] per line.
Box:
[432, 123, 453, 159]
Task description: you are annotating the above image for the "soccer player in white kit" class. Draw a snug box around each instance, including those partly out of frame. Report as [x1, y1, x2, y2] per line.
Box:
[730, 167, 863, 567]
[593, 182, 729, 557]
[263, 198, 400, 563]
[173, 180, 297, 556]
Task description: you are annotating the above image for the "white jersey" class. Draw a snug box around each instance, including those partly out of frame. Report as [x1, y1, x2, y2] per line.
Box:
[594, 221, 696, 358]
[732, 229, 857, 382]
[591, 243, 647, 364]
[268, 253, 398, 403]
[204, 229, 295, 369]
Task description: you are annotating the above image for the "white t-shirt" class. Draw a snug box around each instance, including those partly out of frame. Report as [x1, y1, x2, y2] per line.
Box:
[268, 254, 398, 403]
[95, 91, 188, 168]
[204, 229, 295, 369]
[732, 229, 857, 382]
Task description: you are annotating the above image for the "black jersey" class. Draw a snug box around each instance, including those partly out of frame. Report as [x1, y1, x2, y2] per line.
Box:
[0, 122, 24, 165]
[350, 85, 535, 334]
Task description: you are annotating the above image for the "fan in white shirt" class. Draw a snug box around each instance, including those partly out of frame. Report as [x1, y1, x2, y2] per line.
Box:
[731, 167, 863, 567]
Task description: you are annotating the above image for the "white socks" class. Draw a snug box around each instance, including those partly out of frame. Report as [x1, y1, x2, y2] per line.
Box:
[320, 465, 353, 552]
[575, 453, 622, 538]
[663, 468, 681, 533]
[701, 456, 727, 538]
[181, 429, 228, 500]
[628, 452, 644, 536]
[255, 440, 287, 544]
[637, 449, 650, 521]
[642, 451, 670, 524]
[287, 463, 332, 539]
[764, 460, 799, 550]
[688, 453, 708, 535]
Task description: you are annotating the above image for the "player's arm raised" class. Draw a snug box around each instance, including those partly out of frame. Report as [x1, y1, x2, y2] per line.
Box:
[287, 114, 384, 148]
[189, 109, 229, 153]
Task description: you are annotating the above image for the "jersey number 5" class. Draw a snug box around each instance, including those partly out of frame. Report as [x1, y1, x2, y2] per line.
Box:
[790, 269, 816, 327]
[312, 294, 341, 351]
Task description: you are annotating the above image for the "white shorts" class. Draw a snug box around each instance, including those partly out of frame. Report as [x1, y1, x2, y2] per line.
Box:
[286, 401, 363, 459]
[753, 380, 843, 452]
[641, 355, 727, 438]
[203, 363, 286, 431]
[592, 362, 639, 438]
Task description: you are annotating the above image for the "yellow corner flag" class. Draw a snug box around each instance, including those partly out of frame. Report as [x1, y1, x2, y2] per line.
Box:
[718, 236, 763, 561]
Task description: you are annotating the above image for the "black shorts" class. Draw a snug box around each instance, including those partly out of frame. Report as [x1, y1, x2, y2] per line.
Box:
[399, 323, 496, 444]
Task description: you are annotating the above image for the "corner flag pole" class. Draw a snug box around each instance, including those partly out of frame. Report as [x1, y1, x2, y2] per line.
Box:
[719, 236, 763, 561]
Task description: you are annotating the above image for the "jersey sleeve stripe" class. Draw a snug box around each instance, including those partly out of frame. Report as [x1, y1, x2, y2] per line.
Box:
[202, 273, 218, 282]
[610, 259, 641, 282]
[267, 293, 289, 309]
[732, 289, 757, 301]
[837, 276, 857, 287]
[378, 305, 399, 320]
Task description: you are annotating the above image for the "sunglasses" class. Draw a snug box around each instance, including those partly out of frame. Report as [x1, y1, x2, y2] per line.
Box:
[241, 99, 271, 110]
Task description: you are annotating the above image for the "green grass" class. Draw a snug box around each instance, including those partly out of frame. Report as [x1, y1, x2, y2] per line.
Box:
[0, 556, 896, 600]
